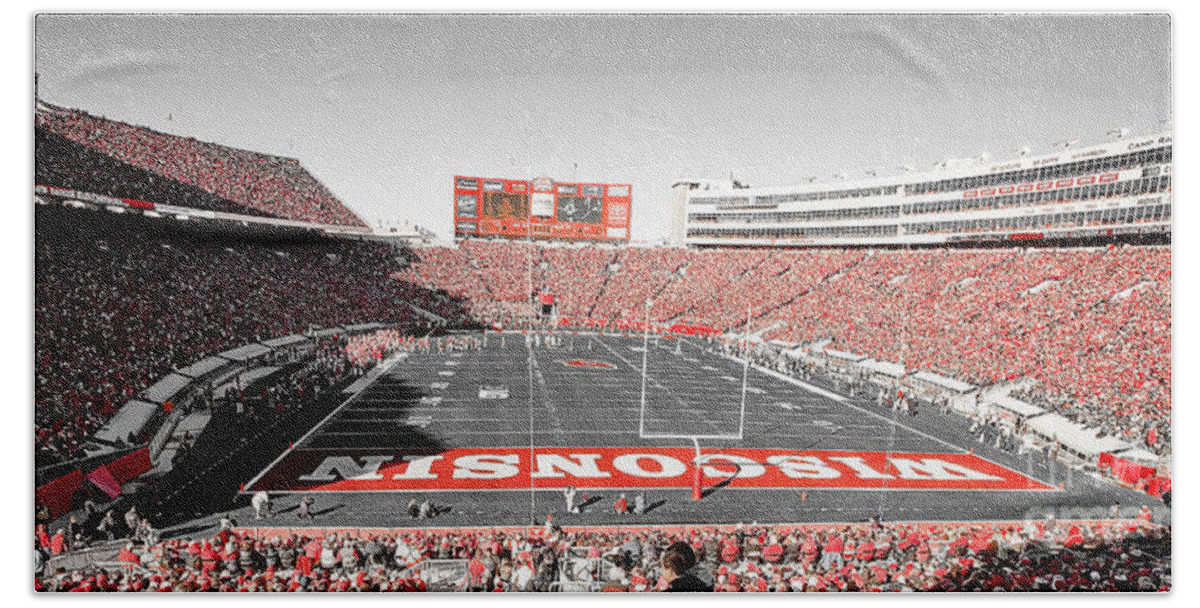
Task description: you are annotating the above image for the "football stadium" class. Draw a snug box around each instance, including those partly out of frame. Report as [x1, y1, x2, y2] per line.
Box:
[34, 14, 1171, 593]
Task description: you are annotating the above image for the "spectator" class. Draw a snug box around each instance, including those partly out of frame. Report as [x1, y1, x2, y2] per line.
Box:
[297, 496, 314, 520]
[661, 541, 712, 592]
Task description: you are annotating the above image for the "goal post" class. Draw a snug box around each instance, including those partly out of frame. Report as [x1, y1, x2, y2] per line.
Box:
[636, 300, 752, 500]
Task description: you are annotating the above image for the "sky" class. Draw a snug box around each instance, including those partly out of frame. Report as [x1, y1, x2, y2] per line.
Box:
[34, 13, 1171, 241]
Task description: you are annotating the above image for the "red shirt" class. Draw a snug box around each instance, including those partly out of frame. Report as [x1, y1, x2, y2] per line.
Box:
[762, 543, 783, 562]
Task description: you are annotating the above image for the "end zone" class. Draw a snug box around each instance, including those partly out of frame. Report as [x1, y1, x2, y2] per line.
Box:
[246, 447, 1055, 493]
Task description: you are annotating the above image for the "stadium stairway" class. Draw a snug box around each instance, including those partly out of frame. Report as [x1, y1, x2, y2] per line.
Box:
[146, 412, 212, 478]
[407, 303, 447, 325]
[746, 254, 865, 330]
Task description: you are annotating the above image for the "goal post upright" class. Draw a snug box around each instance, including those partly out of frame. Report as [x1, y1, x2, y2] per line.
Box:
[637, 299, 651, 438]
[738, 303, 751, 440]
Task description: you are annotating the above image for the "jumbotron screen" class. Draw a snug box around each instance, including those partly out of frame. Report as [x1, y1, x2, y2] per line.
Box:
[453, 175, 631, 242]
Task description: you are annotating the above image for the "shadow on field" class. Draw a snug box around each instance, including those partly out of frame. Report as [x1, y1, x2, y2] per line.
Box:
[133, 376, 450, 530]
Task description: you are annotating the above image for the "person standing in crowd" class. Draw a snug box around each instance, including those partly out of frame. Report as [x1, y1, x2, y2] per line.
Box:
[660, 541, 712, 592]
[124, 506, 139, 538]
[96, 510, 116, 542]
[135, 518, 157, 546]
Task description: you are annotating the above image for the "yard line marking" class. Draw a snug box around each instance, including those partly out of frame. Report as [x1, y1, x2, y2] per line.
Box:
[404, 415, 434, 428]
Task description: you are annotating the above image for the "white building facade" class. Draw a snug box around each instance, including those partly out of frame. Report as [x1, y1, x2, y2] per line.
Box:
[677, 133, 1171, 248]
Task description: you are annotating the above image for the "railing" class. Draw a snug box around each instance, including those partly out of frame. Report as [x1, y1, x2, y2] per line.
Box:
[548, 581, 603, 592]
[399, 559, 468, 592]
[148, 409, 185, 462]
[558, 555, 625, 587]
[45, 540, 126, 573]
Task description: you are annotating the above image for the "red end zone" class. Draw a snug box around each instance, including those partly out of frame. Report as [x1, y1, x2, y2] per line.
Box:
[247, 447, 1053, 493]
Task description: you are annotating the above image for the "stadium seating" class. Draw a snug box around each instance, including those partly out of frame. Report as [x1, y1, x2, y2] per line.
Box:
[34, 204, 437, 466]
[36, 519, 1169, 592]
[35, 102, 365, 227]
[403, 242, 1171, 453]
[36, 129, 262, 217]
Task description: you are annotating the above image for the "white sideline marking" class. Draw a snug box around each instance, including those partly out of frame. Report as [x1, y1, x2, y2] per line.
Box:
[243, 352, 405, 491]
[749, 362, 964, 452]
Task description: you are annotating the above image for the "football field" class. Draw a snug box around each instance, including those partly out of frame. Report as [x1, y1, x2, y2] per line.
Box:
[239, 332, 1143, 528]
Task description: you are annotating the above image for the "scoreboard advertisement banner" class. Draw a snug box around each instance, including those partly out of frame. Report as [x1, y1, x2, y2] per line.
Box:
[454, 175, 631, 242]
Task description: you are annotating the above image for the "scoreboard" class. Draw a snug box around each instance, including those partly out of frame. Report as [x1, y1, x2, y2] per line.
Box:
[453, 175, 631, 242]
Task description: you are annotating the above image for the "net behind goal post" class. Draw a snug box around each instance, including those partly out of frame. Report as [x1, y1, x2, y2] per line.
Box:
[636, 300, 751, 499]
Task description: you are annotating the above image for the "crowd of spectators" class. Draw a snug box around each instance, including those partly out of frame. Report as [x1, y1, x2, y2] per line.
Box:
[534, 246, 617, 319]
[37, 517, 1169, 592]
[392, 246, 503, 326]
[341, 330, 485, 367]
[591, 247, 691, 323]
[36, 101, 364, 227]
[34, 204, 440, 466]
[764, 246, 1170, 454]
[403, 242, 1170, 452]
[36, 128, 258, 216]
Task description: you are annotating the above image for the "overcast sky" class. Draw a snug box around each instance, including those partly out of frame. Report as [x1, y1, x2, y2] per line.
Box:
[34, 13, 1171, 241]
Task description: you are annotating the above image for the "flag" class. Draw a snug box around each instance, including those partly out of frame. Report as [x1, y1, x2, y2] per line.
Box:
[86, 466, 122, 499]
